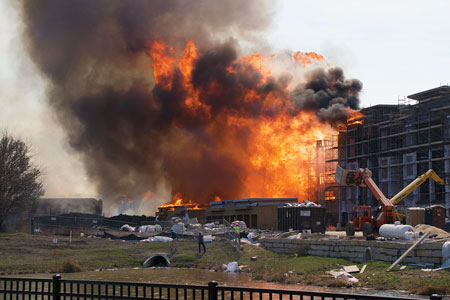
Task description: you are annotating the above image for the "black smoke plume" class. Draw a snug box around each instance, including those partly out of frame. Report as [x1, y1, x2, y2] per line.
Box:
[20, 0, 361, 212]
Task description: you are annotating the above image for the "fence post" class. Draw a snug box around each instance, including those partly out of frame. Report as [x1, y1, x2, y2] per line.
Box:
[52, 274, 61, 300]
[430, 295, 441, 300]
[208, 281, 218, 300]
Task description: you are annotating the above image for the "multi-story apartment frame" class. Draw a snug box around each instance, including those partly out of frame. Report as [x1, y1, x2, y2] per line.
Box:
[333, 86, 450, 225]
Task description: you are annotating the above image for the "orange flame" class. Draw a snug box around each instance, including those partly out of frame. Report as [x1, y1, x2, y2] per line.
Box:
[158, 192, 202, 211]
[293, 51, 324, 68]
[148, 41, 176, 90]
[141, 190, 154, 202]
[149, 41, 336, 204]
[346, 109, 365, 126]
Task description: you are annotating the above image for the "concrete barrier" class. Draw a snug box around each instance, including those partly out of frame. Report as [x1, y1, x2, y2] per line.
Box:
[260, 237, 444, 266]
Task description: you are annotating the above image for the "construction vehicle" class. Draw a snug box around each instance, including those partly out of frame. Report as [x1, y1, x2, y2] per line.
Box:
[335, 165, 446, 232]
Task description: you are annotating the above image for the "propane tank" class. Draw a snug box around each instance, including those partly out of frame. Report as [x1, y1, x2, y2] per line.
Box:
[379, 222, 415, 240]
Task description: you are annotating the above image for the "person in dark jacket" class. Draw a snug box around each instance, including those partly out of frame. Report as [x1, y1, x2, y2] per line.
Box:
[170, 229, 177, 250]
[197, 232, 206, 253]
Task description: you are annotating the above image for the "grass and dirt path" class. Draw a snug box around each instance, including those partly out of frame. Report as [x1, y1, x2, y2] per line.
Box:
[0, 232, 448, 296]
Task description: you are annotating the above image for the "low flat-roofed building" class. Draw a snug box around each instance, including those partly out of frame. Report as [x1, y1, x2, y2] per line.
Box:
[206, 197, 298, 229]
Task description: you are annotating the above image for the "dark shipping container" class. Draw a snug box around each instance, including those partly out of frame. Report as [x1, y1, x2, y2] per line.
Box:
[277, 206, 326, 233]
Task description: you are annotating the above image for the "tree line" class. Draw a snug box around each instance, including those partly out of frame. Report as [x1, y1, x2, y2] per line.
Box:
[0, 131, 44, 231]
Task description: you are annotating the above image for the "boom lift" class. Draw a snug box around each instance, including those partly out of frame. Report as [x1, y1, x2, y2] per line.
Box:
[335, 165, 446, 231]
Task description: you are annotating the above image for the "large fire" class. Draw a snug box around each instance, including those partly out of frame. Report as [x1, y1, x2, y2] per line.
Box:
[149, 40, 354, 209]
[158, 192, 201, 211]
[346, 109, 365, 126]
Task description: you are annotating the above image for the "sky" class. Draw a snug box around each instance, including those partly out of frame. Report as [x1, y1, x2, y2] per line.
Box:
[0, 0, 449, 199]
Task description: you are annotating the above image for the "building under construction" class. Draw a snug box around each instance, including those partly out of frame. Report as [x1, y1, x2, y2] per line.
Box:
[330, 85, 450, 225]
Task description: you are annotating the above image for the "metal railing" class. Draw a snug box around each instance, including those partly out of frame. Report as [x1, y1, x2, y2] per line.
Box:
[221, 219, 240, 249]
[0, 275, 443, 300]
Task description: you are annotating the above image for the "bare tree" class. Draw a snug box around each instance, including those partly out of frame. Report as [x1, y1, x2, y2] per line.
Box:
[0, 131, 44, 231]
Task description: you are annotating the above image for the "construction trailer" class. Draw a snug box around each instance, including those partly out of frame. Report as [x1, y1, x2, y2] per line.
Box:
[332, 86, 450, 225]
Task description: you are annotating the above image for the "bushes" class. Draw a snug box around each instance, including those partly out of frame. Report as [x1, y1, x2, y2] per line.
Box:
[60, 261, 83, 273]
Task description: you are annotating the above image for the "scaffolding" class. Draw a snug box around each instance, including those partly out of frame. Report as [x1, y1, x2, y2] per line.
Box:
[335, 86, 450, 225]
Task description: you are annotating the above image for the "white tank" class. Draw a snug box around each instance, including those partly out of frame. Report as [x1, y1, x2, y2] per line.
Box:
[379, 223, 415, 240]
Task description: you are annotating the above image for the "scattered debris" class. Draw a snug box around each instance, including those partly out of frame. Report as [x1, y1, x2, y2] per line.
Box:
[359, 265, 367, 274]
[138, 225, 162, 233]
[400, 266, 406, 270]
[343, 265, 359, 273]
[240, 238, 260, 246]
[251, 256, 257, 261]
[387, 231, 429, 272]
[203, 235, 214, 243]
[282, 200, 321, 207]
[120, 224, 136, 232]
[223, 261, 240, 272]
[171, 223, 185, 233]
[287, 233, 302, 239]
[328, 270, 358, 284]
[422, 258, 450, 272]
[141, 236, 173, 242]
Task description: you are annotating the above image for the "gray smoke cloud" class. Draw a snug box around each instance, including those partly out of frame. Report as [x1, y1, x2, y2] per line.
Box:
[20, 0, 361, 213]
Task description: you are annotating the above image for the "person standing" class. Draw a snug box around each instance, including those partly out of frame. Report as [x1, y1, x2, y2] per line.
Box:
[170, 229, 177, 250]
[234, 224, 241, 247]
[197, 232, 206, 254]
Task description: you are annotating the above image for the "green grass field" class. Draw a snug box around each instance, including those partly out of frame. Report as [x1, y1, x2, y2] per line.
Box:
[0, 233, 448, 296]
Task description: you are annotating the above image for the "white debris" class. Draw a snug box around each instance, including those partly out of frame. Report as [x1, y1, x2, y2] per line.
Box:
[187, 218, 198, 225]
[171, 223, 185, 233]
[188, 223, 202, 230]
[141, 236, 173, 242]
[247, 232, 256, 241]
[138, 225, 162, 233]
[204, 223, 216, 229]
[329, 270, 359, 283]
[203, 235, 214, 243]
[224, 261, 240, 272]
[282, 200, 321, 207]
[240, 238, 260, 246]
[287, 233, 302, 239]
[120, 224, 136, 232]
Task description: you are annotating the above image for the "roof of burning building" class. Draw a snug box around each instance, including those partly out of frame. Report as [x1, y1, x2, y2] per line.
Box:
[408, 85, 450, 101]
[209, 197, 298, 206]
